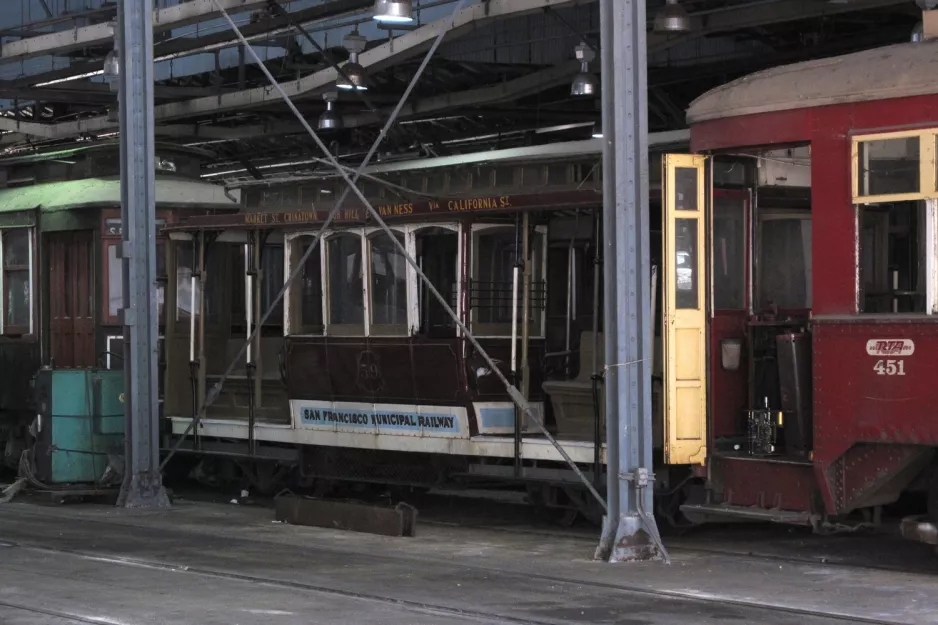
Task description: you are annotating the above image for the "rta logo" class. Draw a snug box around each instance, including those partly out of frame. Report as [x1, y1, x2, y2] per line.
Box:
[866, 339, 914, 357]
[356, 350, 384, 393]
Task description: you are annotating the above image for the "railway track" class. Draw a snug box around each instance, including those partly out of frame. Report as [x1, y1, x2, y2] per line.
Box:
[421, 515, 938, 576]
[0, 532, 917, 625]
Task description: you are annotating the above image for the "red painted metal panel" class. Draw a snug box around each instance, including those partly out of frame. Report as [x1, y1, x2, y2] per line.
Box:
[710, 312, 748, 438]
[711, 456, 816, 512]
[813, 320, 938, 463]
[811, 321, 938, 513]
[690, 108, 810, 152]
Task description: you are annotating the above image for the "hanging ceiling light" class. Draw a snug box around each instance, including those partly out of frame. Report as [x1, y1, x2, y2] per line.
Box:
[373, 0, 413, 23]
[103, 49, 120, 93]
[570, 42, 598, 97]
[337, 31, 368, 91]
[654, 0, 692, 33]
[591, 119, 603, 139]
[318, 92, 342, 131]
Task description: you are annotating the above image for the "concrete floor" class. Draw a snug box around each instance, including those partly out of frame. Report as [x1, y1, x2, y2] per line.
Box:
[0, 495, 935, 625]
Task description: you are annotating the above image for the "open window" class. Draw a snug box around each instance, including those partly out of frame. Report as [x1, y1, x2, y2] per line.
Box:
[852, 128, 938, 314]
[230, 240, 284, 331]
[859, 201, 932, 313]
[102, 215, 167, 326]
[756, 210, 812, 312]
[415, 226, 459, 337]
[469, 224, 546, 337]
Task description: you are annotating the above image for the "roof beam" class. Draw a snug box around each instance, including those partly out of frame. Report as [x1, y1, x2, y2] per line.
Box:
[153, 0, 589, 122]
[648, 0, 910, 52]
[0, 0, 273, 64]
[343, 60, 582, 128]
[10, 0, 589, 140]
[3, 0, 371, 90]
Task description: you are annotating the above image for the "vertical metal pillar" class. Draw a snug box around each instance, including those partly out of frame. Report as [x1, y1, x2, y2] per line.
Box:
[595, 0, 662, 561]
[116, 0, 170, 509]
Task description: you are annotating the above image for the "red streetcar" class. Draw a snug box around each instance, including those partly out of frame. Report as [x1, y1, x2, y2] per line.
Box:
[664, 36, 938, 535]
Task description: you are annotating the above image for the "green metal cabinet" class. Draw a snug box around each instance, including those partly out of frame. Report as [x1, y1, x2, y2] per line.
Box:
[32, 368, 124, 485]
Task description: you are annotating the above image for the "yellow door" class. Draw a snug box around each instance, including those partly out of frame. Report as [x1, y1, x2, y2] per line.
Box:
[662, 154, 708, 465]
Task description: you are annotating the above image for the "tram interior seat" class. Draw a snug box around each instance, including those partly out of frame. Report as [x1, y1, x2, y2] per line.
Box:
[542, 331, 604, 440]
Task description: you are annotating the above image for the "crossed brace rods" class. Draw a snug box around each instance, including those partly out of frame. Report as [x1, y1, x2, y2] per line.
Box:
[161, 0, 607, 513]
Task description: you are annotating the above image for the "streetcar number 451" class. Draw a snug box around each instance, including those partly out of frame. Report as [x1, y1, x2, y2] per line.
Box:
[874, 360, 906, 376]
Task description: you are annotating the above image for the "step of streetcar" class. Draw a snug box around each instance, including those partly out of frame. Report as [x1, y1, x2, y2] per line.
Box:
[680, 503, 813, 525]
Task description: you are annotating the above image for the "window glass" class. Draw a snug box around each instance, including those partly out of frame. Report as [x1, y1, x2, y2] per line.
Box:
[674, 218, 699, 310]
[2, 229, 29, 329]
[175, 242, 199, 322]
[674, 167, 698, 211]
[713, 196, 746, 310]
[108, 244, 121, 318]
[758, 216, 812, 310]
[416, 228, 458, 336]
[369, 232, 407, 331]
[260, 245, 284, 326]
[108, 243, 165, 321]
[4, 230, 28, 266]
[858, 137, 920, 196]
[290, 237, 323, 334]
[327, 234, 364, 330]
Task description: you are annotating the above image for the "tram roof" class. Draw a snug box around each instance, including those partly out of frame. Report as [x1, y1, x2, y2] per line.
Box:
[0, 177, 240, 214]
[687, 39, 938, 124]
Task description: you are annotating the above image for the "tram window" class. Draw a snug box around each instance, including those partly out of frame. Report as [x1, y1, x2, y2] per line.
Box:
[289, 238, 323, 334]
[260, 245, 284, 326]
[2, 229, 30, 332]
[859, 202, 927, 313]
[471, 227, 544, 336]
[674, 219, 699, 310]
[757, 214, 812, 310]
[326, 234, 364, 334]
[675, 168, 698, 211]
[175, 243, 197, 322]
[713, 196, 746, 310]
[107, 242, 165, 324]
[416, 228, 458, 337]
[368, 231, 408, 335]
[175, 242, 223, 325]
[858, 137, 920, 197]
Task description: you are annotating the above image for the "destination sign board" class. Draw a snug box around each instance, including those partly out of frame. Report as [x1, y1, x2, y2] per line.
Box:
[169, 189, 602, 232]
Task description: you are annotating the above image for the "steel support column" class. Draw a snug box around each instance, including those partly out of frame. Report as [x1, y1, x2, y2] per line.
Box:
[595, 0, 664, 562]
[116, 0, 169, 509]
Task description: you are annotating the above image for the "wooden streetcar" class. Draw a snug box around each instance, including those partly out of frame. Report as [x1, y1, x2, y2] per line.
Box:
[162, 38, 938, 535]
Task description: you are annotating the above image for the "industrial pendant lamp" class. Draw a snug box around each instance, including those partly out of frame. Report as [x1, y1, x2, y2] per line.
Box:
[570, 42, 598, 97]
[104, 49, 120, 93]
[318, 92, 342, 130]
[591, 119, 603, 138]
[373, 0, 413, 23]
[654, 0, 692, 33]
[337, 31, 368, 91]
